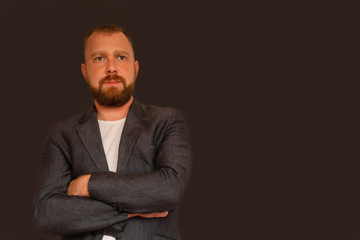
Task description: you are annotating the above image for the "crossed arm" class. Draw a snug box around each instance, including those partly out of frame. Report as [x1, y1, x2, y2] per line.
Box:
[33, 109, 191, 236]
[67, 174, 168, 218]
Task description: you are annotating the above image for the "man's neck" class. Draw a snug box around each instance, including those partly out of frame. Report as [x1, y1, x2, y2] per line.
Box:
[95, 97, 133, 121]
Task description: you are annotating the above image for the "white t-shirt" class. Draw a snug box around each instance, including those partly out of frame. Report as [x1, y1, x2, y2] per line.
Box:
[98, 118, 126, 240]
[98, 118, 126, 172]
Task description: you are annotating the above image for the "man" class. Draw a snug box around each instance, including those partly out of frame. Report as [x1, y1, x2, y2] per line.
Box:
[33, 24, 192, 240]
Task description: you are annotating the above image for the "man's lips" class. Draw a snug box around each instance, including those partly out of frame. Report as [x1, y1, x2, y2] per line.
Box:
[103, 81, 122, 86]
[100, 75, 126, 87]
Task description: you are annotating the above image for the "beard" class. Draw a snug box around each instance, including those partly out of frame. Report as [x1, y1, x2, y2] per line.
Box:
[90, 74, 135, 107]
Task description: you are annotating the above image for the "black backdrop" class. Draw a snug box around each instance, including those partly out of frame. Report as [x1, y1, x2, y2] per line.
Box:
[0, 1, 359, 239]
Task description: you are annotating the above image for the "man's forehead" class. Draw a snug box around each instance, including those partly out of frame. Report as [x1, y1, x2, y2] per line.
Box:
[88, 31, 127, 40]
[85, 32, 133, 54]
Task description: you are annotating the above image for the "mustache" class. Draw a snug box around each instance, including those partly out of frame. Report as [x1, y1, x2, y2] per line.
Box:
[99, 75, 126, 85]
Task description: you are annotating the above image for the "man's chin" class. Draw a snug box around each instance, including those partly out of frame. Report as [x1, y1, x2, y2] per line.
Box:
[102, 86, 124, 95]
[95, 92, 132, 107]
[91, 81, 134, 107]
[98, 86, 123, 96]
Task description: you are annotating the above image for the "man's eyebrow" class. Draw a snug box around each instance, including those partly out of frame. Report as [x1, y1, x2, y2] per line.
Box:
[89, 50, 131, 58]
[89, 51, 107, 58]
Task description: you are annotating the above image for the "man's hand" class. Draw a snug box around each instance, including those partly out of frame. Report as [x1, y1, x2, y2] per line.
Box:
[128, 212, 168, 219]
[67, 174, 91, 197]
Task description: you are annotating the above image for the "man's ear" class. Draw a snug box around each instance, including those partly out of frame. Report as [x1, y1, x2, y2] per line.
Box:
[81, 63, 88, 83]
[135, 60, 139, 78]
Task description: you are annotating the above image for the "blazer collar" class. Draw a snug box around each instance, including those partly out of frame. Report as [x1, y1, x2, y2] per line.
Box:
[77, 105, 108, 171]
[117, 99, 147, 173]
[76, 99, 147, 172]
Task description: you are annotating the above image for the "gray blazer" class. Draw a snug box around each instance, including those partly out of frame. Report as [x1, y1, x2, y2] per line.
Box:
[33, 100, 192, 240]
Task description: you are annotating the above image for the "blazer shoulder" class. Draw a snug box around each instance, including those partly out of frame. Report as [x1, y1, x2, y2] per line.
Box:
[140, 102, 186, 121]
[46, 110, 88, 142]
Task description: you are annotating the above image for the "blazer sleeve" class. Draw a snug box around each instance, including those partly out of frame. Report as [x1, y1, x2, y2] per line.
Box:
[33, 129, 128, 236]
[88, 109, 192, 213]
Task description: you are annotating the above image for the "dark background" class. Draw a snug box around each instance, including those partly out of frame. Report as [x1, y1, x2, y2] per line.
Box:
[0, 0, 359, 239]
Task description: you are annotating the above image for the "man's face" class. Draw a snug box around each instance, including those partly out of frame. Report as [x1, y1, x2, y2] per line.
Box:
[81, 31, 139, 107]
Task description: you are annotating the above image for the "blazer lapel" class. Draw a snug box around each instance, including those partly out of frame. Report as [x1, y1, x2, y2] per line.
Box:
[77, 106, 109, 171]
[117, 100, 146, 173]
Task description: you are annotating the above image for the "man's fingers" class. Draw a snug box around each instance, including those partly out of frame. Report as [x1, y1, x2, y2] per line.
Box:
[66, 175, 90, 197]
[128, 211, 169, 219]
[67, 181, 75, 196]
[144, 211, 168, 218]
[154, 211, 169, 218]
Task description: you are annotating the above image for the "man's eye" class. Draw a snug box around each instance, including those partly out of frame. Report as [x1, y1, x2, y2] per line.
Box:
[96, 57, 103, 61]
[118, 56, 125, 60]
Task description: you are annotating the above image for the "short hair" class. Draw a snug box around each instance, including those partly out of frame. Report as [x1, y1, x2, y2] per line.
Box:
[83, 24, 135, 59]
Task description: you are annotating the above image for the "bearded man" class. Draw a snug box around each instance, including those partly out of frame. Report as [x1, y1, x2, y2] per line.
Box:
[33, 24, 192, 240]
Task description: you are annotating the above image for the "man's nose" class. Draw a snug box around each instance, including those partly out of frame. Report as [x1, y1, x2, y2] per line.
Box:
[106, 59, 117, 74]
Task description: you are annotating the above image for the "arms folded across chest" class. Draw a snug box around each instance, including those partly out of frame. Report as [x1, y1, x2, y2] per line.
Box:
[89, 108, 192, 213]
[33, 104, 192, 236]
